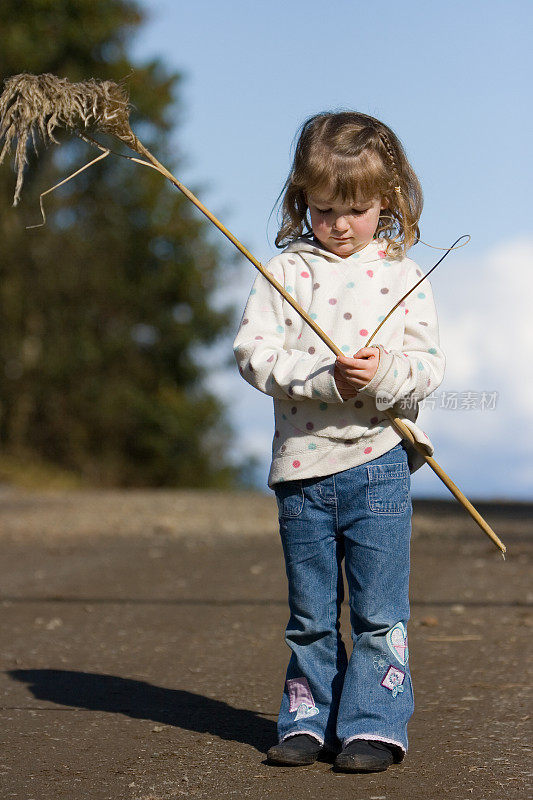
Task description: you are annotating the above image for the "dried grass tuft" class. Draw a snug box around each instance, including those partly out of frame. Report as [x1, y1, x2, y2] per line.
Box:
[0, 72, 139, 204]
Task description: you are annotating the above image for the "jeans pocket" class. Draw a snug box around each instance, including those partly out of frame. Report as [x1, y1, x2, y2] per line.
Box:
[366, 462, 410, 515]
[274, 482, 305, 518]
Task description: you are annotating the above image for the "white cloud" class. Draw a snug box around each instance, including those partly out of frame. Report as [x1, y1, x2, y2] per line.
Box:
[414, 237, 533, 498]
[425, 237, 533, 425]
[436, 237, 532, 388]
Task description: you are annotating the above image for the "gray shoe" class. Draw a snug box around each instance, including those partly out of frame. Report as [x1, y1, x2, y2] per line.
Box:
[334, 739, 395, 772]
[267, 734, 323, 765]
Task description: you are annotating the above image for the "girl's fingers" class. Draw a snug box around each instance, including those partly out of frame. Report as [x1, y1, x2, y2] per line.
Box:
[336, 360, 373, 375]
[336, 348, 380, 387]
[336, 356, 368, 370]
[337, 349, 378, 368]
[336, 354, 357, 367]
[353, 347, 379, 359]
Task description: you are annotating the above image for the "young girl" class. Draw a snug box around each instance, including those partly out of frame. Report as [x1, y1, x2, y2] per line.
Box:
[233, 112, 445, 772]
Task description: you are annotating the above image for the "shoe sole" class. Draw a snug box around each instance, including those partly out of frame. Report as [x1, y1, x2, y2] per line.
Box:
[266, 746, 325, 766]
[266, 741, 339, 767]
[267, 755, 318, 766]
[334, 758, 392, 773]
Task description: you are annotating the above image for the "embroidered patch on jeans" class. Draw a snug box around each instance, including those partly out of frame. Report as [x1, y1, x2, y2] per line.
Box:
[386, 622, 409, 666]
[295, 703, 320, 720]
[372, 655, 389, 673]
[287, 677, 317, 717]
[381, 665, 406, 698]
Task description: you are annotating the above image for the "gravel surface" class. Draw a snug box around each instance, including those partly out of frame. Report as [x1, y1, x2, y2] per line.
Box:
[1, 488, 531, 799]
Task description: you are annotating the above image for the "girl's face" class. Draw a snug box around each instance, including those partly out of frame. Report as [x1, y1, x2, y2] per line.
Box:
[307, 193, 387, 258]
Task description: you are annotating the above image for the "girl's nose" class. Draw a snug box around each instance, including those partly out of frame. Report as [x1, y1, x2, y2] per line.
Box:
[333, 216, 349, 231]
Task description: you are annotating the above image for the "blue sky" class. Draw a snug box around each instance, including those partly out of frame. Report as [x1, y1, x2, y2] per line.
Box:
[131, 0, 532, 499]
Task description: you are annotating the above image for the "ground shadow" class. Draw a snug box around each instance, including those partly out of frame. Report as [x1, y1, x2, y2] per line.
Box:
[8, 669, 276, 753]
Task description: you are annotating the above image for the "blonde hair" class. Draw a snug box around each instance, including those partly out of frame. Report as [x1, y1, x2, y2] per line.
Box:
[275, 111, 423, 259]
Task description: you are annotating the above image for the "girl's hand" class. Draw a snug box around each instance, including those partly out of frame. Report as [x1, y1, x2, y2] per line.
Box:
[334, 347, 380, 400]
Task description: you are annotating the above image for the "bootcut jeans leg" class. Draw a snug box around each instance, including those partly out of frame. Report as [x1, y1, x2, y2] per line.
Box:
[274, 472, 347, 748]
[273, 443, 413, 756]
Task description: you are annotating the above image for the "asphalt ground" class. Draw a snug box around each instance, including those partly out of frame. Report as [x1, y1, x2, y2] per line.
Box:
[0, 489, 531, 800]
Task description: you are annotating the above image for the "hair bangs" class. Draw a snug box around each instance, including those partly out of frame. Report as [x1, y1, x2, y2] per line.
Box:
[300, 148, 389, 205]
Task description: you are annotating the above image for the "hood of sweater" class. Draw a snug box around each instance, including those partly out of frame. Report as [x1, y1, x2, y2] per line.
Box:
[284, 235, 391, 266]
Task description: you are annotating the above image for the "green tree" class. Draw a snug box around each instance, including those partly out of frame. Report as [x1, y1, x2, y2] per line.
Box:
[0, 0, 236, 486]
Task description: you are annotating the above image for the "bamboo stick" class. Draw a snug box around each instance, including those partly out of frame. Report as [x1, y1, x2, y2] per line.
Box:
[384, 414, 506, 554]
[134, 143, 506, 556]
[0, 74, 506, 555]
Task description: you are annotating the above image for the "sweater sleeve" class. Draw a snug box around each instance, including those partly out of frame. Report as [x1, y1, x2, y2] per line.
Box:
[233, 262, 344, 404]
[357, 260, 446, 410]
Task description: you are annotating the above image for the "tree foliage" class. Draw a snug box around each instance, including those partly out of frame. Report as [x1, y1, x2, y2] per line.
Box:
[0, 0, 236, 486]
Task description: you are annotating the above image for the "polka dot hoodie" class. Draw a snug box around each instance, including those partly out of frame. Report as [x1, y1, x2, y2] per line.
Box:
[233, 237, 446, 487]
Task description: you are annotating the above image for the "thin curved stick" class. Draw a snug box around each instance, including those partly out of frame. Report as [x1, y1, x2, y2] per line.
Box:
[26, 149, 111, 229]
[25, 134, 166, 229]
[76, 131, 161, 172]
[414, 234, 471, 251]
[364, 235, 470, 347]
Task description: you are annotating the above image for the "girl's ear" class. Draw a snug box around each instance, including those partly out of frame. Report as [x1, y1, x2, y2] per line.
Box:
[380, 197, 390, 210]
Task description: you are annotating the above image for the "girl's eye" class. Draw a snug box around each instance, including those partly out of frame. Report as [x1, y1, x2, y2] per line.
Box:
[315, 207, 368, 215]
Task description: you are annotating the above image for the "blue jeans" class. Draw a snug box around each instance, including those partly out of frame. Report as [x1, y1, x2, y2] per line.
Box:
[274, 443, 413, 759]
